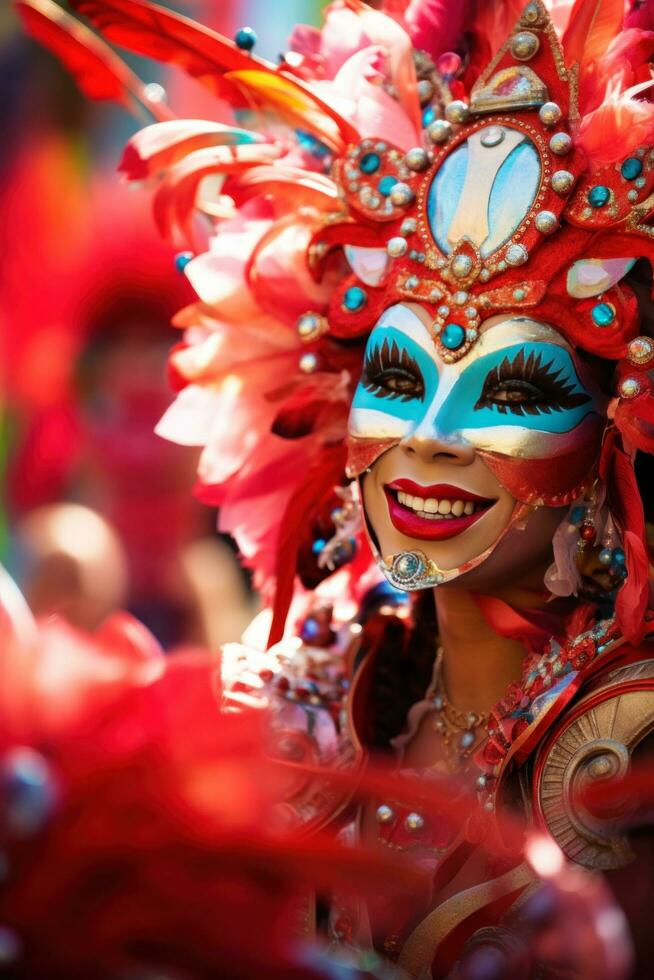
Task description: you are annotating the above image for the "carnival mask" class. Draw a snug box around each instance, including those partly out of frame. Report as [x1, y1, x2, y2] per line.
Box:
[349, 303, 606, 589]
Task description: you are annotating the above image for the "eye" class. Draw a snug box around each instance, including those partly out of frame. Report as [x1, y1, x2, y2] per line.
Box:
[362, 337, 425, 402]
[475, 349, 591, 416]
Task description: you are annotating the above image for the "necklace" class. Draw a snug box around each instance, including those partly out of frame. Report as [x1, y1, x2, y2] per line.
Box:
[431, 648, 489, 772]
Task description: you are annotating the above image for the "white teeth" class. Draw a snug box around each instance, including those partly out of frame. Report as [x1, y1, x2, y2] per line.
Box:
[395, 490, 484, 518]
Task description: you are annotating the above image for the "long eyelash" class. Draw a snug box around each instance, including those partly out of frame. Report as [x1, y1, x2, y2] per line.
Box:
[362, 338, 424, 402]
[475, 349, 591, 416]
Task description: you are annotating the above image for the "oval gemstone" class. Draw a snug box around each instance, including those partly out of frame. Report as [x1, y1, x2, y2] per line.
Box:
[378, 175, 398, 196]
[621, 157, 643, 181]
[343, 286, 367, 311]
[360, 152, 381, 174]
[234, 26, 257, 50]
[441, 323, 466, 350]
[588, 185, 610, 208]
[422, 105, 436, 127]
[591, 302, 615, 327]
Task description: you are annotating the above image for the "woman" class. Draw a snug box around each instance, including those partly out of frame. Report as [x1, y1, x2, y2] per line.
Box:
[17, 0, 654, 973]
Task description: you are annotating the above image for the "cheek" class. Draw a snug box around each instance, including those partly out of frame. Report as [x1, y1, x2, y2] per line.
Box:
[477, 415, 605, 505]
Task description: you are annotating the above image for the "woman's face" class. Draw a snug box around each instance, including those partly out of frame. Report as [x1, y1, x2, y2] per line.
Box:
[348, 304, 606, 590]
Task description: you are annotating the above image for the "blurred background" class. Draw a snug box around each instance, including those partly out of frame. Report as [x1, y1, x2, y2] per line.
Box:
[0, 0, 327, 650]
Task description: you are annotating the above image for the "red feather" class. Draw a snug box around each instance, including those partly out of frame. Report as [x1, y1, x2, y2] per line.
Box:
[70, 0, 360, 148]
[562, 0, 624, 72]
[15, 0, 173, 121]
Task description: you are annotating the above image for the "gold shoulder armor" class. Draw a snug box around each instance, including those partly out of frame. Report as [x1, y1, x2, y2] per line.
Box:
[532, 658, 654, 871]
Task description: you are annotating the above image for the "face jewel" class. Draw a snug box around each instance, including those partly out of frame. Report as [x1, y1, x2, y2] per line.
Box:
[534, 210, 558, 234]
[621, 157, 643, 181]
[539, 102, 562, 126]
[591, 302, 615, 327]
[405, 147, 430, 171]
[391, 551, 425, 584]
[390, 182, 415, 206]
[359, 151, 381, 174]
[551, 170, 574, 194]
[480, 125, 505, 147]
[505, 243, 528, 266]
[445, 100, 470, 124]
[511, 30, 540, 60]
[378, 175, 398, 196]
[343, 285, 367, 311]
[627, 336, 654, 365]
[441, 322, 466, 349]
[549, 132, 572, 155]
[588, 185, 610, 208]
[452, 253, 473, 278]
[619, 377, 642, 399]
[428, 119, 452, 144]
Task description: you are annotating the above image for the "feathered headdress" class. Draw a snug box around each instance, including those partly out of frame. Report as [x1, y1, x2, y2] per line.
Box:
[16, 0, 654, 644]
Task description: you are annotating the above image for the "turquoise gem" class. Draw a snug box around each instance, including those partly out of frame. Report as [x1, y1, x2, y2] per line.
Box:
[359, 152, 381, 174]
[174, 251, 193, 273]
[588, 185, 610, 207]
[441, 323, 466, 350]
[621, 157, 643, 180]
[591, 302, 615, 327]
[343, 286, 367, 311]
[569, 505, 586, 525]
[234, 26, 257, 50]
[613, 547, 626, 565]
[422, 105, 436, 127]
[378, 175, 398, 196]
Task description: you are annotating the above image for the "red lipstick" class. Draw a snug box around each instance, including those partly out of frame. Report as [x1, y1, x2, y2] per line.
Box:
[384, 481, 496, 541]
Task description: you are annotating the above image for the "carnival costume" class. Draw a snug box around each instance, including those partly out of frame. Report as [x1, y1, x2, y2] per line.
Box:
[14, 0, 654, 975]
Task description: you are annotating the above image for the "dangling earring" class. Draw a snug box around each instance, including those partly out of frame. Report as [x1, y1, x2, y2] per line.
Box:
[314, 483, 362, 572]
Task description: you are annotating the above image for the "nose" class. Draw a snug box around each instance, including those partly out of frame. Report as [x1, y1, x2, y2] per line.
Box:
[400, 429, 475, 466]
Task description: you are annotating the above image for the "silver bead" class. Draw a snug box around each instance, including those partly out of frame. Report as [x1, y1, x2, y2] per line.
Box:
[427, 119, 452, 144]
[387, 236, 408, 258]
[551, 170, 575, 194]
[390, 182, 415, 206]
[453, 290, 469, 305]
[452, 253, 473, 278]
[480, 125, 505, 148]
[476, 774, 487, 789]
[619, 377, 642, 399]
[459, 730, 476, 750]
[437, 304, 450, 317]
[549, 131, 572, 155]
[445, 100, 470, 124]
[505, 243, 528, 266]
[401, 217, 417, 235]
[513, 287, 526, 301]
[511, 30, 540, 60]
[465, 306, 478, 320]
[297, 312, 327, 341]
[627, 336, 654, 366]
[405, 147, 430, 172]
[299, 353, 318, 374]
[417, 79, 435, 105]
[405, 811, 425, 832]
[534, 210, 558, 234]
[376, 803, 395, 824]
[539, 101, 562, 126]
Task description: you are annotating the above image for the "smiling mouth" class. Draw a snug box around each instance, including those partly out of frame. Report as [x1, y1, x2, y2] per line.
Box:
[384, 480, 496, 541]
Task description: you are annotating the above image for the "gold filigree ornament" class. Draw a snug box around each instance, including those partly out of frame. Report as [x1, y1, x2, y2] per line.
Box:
[534, 659, 654, 870]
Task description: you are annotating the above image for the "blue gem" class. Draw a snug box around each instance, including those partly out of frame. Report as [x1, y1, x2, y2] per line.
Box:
[300, 618, 321, 642]
[613, 547, 626, 565]
[591, 302, 615, 327]
[440, 323, 466, 350]
[174, 251, 193, 274]
[599, 548, 613, 565]
[621, 157, 643, 181]
[359, 152, 381, 174]
[378, 175, 398, 197]
[295, 129, 330, 159]
[588, 185, 610, 208]
[311, 538, 326, 555]
[422, 105, 436, 127]
[234, 26, 257, 51]
[343, 286, 367, 311]
[569, 505, 586, 525]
